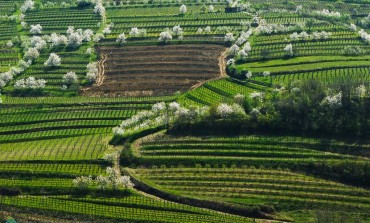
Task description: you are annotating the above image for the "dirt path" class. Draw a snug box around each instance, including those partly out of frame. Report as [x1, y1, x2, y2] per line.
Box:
[190, 49, 228, 90]
[95, 54, 107, 87]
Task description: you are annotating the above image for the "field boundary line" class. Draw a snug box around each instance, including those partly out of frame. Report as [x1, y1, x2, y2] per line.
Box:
[190, 49, 228, 91]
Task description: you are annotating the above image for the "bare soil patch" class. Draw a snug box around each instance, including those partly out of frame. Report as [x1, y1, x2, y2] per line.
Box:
[82, 44, 225, 97]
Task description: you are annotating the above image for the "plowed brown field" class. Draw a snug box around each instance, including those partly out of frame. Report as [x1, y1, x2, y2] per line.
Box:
[82, 44, 225, 97]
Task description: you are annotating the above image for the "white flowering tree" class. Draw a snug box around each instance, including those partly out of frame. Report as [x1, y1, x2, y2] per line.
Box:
[30, 36, 47, 51]
[20, 0, 35, 12]
[130, 27, 140, 37]
[116, 32, 127, 45]
[94, 3, 105, 16]
[224, 33, 235, 44]
[63, 71, 78, 85]
[44, 53, 61, 67]
[86, 62, 98, 83]
[355, 85, 367, 98]
[359, 29, 370, 44]
[6, 41, 13, 48]
[204, 26, 211, 33]
[227, 59, 235, 66]
[67, 32, 83, 48]
[245, 71, 252, 79]
[228, 44, 239, 56]
[196, 28, 203, 34]
[83, 29, 94, 42]
[14, 77, 46, 90]
[159, 31, 172, 43]
[172, 25, 183, 37]
[179, 4, 187, 14]
[208, 5, 214, 13]
[29, 24, 42, 34]
[73, 176, 92, 190]
[86, 47, 94, 55]
[321, 92, 342, 109]
[103, 27, 112, 35]
[284, 43, 294, 56]
[216, 103, 246, 118]
[24, 48, 39, 61]
[50, 33, 68, 48]
[234, 93, 245, 105]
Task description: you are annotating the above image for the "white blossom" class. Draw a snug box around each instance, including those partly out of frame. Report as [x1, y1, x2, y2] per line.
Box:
[30, 36, 47, 51]
[67, 32, 83, 48]
[359, 29, 370, 44]
[179, 4, 187, 14]
[262, 71, 270, 77]
[83, 29, 94, 42]
[96, 175, 110, 190]
[20, 0, 34, 12]
[234, 93, 245, 104]
[313, 9, 341, 18]
[250, 91, 263, 100]
[228, 44, 239, 56]
[208, 5, 214, 12]
[24, 48, 39, 61]
[14, 77, 46, 89]
[44, 53, 61, 67]
[94, 3, 105, 16]
[321, 91, 342, 108]
[103, 27, 112, 35]
[116, 33, 126, 45]
[224, 33, 235, 43]
[50, 33, 68, 48]
[172, 25, 183, 36]
[86, 47, 94, 55]
[204, 26, 211, 33]
[284, 43, 293, 56]
[129, 27, 140, 37]
[227, 59, 235, 66]
[6, 41, 13, 48]
[63, 71, 78, 84]
[117, 176, 134, 189]
[86, 62, 98, 83]
[73, 176, 92, 189]
[168, 102, 180, 112]
[245, 71, 252, 79]
[355, 85, 366, 98]
[30, 24, 42, 34]
[159, 31, 172, 43]
[21, 22, 28, 29]
[217, 103, 233, 118]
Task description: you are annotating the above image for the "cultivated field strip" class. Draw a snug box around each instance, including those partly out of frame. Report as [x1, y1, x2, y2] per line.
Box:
[25, 8, 100, 34]
[0, 135, 108, 161]
[133, 134, 369, 167]
[0, 194, 253, 222]
[0, 19, 19, 73]
[0, 163, 106, 176]
[0, 102, 151, 143]
[131, 167, 370, 212]
[180, 78, 267, 106]
[83, 44, 225, 97]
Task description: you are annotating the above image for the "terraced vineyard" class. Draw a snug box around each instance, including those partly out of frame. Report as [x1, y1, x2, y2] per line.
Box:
[130, 167, 370, 214]
[24, 8, 101, 35]
[0, 0, 369, 222]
